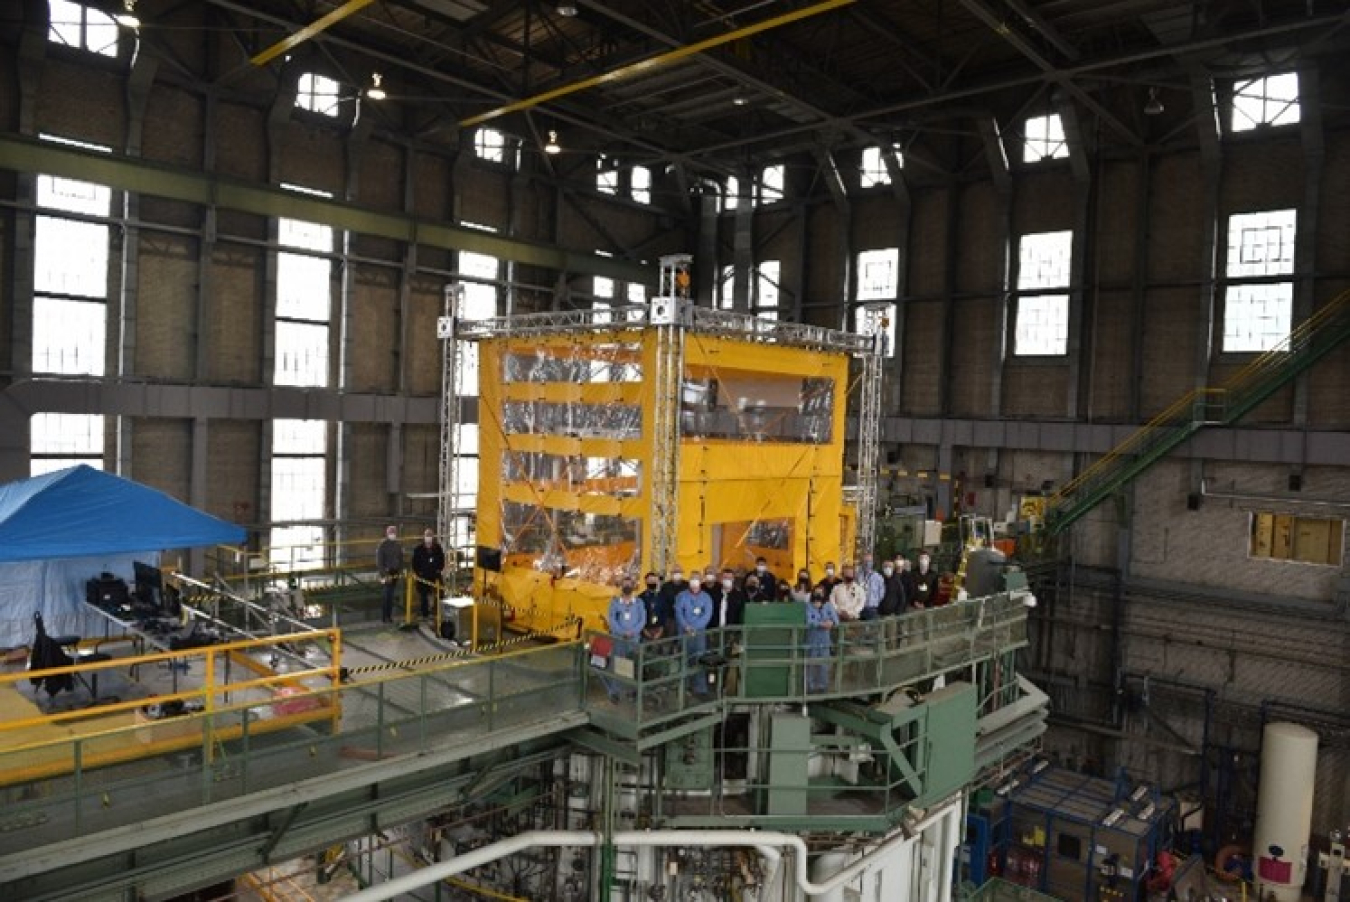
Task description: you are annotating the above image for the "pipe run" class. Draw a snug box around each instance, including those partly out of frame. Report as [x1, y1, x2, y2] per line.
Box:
[343, 795, 961, 902]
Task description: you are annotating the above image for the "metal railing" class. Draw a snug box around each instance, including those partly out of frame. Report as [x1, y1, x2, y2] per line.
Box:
[0, 638, 582, 855]
[582, 592, 1031, 738]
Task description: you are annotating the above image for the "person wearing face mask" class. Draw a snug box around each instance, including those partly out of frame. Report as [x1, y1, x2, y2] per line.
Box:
[907, 552, 940, 610]
[410, 528, 446, 621]
[858, 553, 885, 622]
[829, 564, 866, 622]
[752, 557, 778, 599]
[816, 562, 841, 596]
[658, 568, 687, 637]
[376, 525, 403, 624]
[675, 575, 713, 696]
[717, 568, 746, 627]
[880, 559, 908, 618]
[639, 572, 665, 643]
[805, 588, 839, 692]
[747, 570, 777, 604]
[791, 570, 813, 603]
[702, 567, 724, 611]
[604, 579, 643, 702]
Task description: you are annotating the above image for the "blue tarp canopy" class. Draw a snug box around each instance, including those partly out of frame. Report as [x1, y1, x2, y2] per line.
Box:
[0, 467, 245, 647]
[0, 465, 244, 562]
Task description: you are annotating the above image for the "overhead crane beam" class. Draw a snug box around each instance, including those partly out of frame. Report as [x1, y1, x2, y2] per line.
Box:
[250, 0, 378, 67]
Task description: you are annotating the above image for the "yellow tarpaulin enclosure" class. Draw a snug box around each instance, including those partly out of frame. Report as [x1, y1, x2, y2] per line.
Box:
[471, 304, 872, 633]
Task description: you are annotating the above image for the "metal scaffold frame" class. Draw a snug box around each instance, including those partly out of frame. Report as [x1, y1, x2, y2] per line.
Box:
[437, 253, 886, 579]
[437, 283, 466, 593]
[852, 303, 888, 557]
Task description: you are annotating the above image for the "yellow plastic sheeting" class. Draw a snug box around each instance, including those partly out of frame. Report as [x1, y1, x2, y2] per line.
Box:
[499, 567, 622, 634]
[685, 333, 849, 381]
[679, 442, 844, 479]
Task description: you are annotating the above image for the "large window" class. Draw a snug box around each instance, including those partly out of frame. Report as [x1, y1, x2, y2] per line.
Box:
[296, 73, 341, 118]
[30, 413, 104, 476]
[630, 165, 651, 204]
[48, 0, 120, 57]
[275, 187, 334, 387]
[856, 248, 899, 358]
[458, 242, 499, 392]
[1231, 73, 1299, 132]
[1023, 114, 1069, 163]
[1250, 512, 1344, 567]
[760, 164, 785, 204]
[593, 250, 615, 324]
[860, 145, 902, 188]
[718, 264, 737, 310]
[724, 176, 739, 212]
[1223, 209, 1296, 353]
[756, 260, 781, 320]
[269, 419, 327, 568]
[34, 135, 111, 376]
[1014, 230, 1073, 356]
[596, 156, 618, 195]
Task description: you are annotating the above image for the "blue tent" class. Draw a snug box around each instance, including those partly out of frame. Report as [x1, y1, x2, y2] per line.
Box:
[0, 465, 245, 647]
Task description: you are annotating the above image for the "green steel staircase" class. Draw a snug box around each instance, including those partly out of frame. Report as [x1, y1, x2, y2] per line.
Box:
[1046, 289, 1350, 535]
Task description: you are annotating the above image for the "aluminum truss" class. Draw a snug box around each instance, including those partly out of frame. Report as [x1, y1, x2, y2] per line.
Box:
[437, 284, 466, 593]
[852, 304, 888, 557]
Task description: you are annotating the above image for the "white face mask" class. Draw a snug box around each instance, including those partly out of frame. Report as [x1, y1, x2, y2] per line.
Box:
[386, 531, 397, 540]
[756, 564, 766, 573]
[919, 558, 930, 572]
[883, 566, 894, 576]
[722, 578, 733, 590]
[423, 536, 433, 545]
[825, 567, 835, 577]
[673, 572, 684, 582]
[688, 580, 701, 591]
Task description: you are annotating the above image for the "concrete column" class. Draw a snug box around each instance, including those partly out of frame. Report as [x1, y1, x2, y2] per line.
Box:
[884, 149, 912, 411]
[977, 117, 1012, 419]
[731, 167, 753, 313]
[1188, 68, 1222, 498]
[1057, 96, 1093, 419]
[1292, 60, 1322, 433]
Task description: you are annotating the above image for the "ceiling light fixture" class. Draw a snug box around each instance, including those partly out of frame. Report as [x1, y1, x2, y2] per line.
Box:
[1144, 87, 1164, 116]
[366, 72, 387, 101]
[557, 3, 579, 16]
[114, 0, 140, 29]
[732, 96, 749, 106]
[544, 130, 561, 154]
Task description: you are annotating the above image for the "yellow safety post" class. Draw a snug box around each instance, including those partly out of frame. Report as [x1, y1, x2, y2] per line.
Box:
[203, 649, 215, 765]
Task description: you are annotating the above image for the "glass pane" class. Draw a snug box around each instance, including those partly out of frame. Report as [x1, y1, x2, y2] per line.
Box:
[1018, 230, 1073, 290]
[31, 456, 102, 476]
[274, 321, 330, 387]
[277, 251, 332, 320]
[37, 175, 111, 216]
[31, 412, 104, 454]
[631, 165, 651, 204]
[1014, 294, 1069, 356]
[1226, 209, 1296, 278]
[1223, 282, 1292, 353]
[48, 0, 82, 47]
[35, 216, 109, 298]
[278, 217, 332, 253]
[273, 419, 327, 454]
[1024, 114, 1068, 162]
[857, 248, 899, 299]
[33, 296, 105, 374]
[86, 8, 119, 57]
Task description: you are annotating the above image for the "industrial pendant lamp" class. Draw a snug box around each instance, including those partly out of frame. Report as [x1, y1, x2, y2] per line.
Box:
[114, 0, 140, 28]
[366, 72, 387, 101]
[544, 130, 562, 154]
[1144, 87, 1164, 116]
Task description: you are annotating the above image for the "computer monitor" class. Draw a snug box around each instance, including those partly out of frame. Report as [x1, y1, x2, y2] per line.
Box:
[133, 561, 162, 609]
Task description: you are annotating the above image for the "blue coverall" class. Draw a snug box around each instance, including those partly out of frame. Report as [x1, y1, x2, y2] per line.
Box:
[604, 595, 642, 700]
[674, 587, 713, 695]
[805, 600, 839, 692]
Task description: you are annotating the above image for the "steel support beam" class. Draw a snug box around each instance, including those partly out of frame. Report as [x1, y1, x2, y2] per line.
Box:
[0, 132, 652, 285]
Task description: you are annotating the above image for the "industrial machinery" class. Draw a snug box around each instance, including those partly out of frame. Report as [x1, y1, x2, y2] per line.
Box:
[439, 254, 885, 633]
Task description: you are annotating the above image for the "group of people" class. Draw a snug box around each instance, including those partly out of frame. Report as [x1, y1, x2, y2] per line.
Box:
[603, 552, 943, 697]
[375, 525, 447, 624]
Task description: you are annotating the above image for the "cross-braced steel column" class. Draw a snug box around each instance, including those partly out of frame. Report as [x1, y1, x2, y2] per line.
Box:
[437, 284, 466, 593]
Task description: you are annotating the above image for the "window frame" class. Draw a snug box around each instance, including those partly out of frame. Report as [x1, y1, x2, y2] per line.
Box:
[760, 164, 785, 205]
[1228, 72, 1300, 133]
[859, 144, 903, 189]
[473, 127, 519, 169]
[47, 0, 124, 60]
[1012, 230, 1074, 358]
[1249, 511, 1344, 568]
[1220, 208, 1297, 354]
[295, 72, 343, 119]
[855, 248, 900, 358]
[1022, 113, 1070, 163]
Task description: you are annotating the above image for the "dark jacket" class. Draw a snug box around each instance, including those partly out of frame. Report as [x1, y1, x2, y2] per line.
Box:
[411, 541, 446, 582]
[717, 589, 748, 627]
[880, 572, 908, 616]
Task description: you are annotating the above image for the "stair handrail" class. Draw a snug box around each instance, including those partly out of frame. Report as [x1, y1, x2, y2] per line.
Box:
[1049, 288, 1350, 512]
[1221, 287, 1350, 400]
[1047, 388, 1215, 506]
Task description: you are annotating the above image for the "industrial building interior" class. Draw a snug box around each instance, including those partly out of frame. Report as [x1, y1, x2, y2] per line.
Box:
[0, 0, 1348, 900]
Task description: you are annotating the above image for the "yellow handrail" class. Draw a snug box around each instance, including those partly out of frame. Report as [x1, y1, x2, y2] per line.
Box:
[1051, 288, 1350, 508]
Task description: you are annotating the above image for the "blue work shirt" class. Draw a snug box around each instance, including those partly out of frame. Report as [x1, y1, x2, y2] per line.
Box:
[674, 589, 712, 634]
[607, 595, 643, 642]
[862, 568, 886, 610]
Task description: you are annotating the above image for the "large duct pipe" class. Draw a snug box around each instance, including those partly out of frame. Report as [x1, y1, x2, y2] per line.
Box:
[1253, 722, 1319, 902]
[344, 795, 961, 902]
